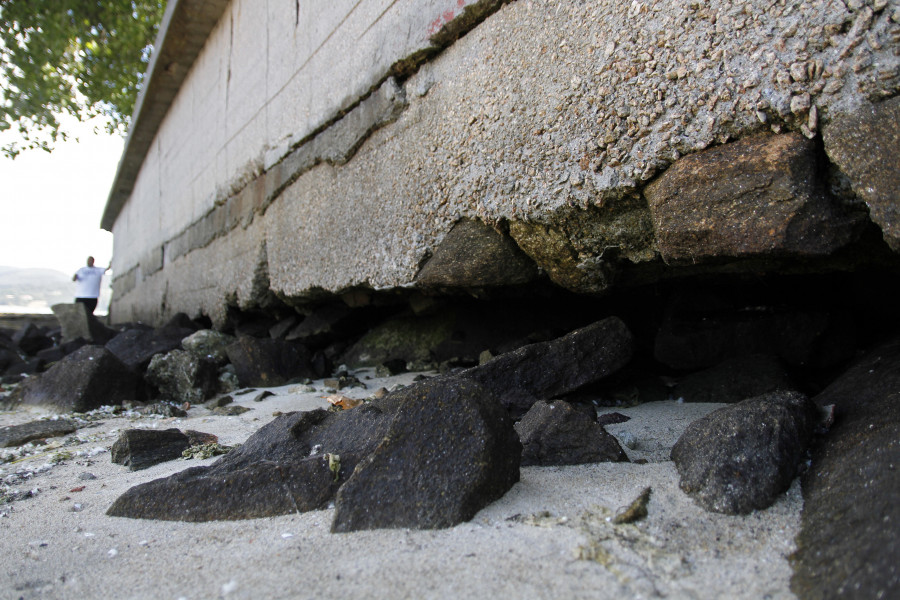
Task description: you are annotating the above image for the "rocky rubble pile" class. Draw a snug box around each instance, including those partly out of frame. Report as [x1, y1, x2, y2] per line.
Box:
[2, 272, 899, 596]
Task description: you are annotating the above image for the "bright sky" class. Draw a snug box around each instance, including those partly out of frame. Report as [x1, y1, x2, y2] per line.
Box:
[0, 116, 123, 275]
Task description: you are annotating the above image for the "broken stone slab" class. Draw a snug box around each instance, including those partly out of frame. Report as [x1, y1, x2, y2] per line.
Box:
[110, 428, 218, 471]
[670, 391, 818, 515]
[645, 133, 861, 263]
[823, 96, 900, 252]
[515, 401, 628, 466]
[460, 316, 634, 417]
[145, 349, 219, 404]
[10, 346, 142, 412]
[791, 338, 900, 600]
[51, 303, 118, 344]
[107, 459, 340, 521]
[0, 418, 78, 448]
[106, 326, 196, 372]
[111, 429, 193, 471]
[225, 336, 315, 387]
[415, 218, 539, 287]
[180, 329, 235, 365]
[106, 403, 396, 521]
[332, 377, 521, 532]
[673, 354, 795, 403]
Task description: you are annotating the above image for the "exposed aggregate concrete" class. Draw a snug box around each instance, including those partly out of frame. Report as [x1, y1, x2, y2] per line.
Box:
[111, 0, 900, 324]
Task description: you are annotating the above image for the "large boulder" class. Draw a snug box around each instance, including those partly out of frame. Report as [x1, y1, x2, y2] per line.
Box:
[670, 391, 818, 514]
[823, 97, 900, 252]
[515, 400, 628, 466]
[791, 339, 900, 600]
[225, 336, 315, 386]
[107, 403, 395, 521]
[180, 329, 236, 365]
[12, 346, 142, 412]
[415, 218, 539, 287]
[332, 377, 521, 532]
[106, 326, 196, 372]
[145, 349, 220, 404]
[645, 133, 860, 263]
[460, 316, 634, 416]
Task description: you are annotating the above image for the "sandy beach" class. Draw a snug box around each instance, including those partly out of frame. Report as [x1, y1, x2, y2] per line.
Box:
[1, 370, 802, 600]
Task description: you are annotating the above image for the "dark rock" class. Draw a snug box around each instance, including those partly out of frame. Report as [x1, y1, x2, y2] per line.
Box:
[107, 404, 395, 521]
[35, 339, 88, 365]
[136, 402, 188, 418]
[515, 400, 628, 466]
[823, 96, 900, 251]
[12, 346, 142, 412]
[460, 317, 634, 416]
[597, 412, 631, 426]
[340, 312, 453, 369]
[11, 322, 53, 356]
[670, 391, 818, 514]
[251, 390, 274, 402]
[51, 303, 117, 344]
[0, 347, 21, 373]
[268, 315, 299, 340]
[5, 356, 44, 376]
[341, 302, 581, 370]
[674, 355, 795, 403]
[415, 218, 539, 287]
[791, 339, 900, 600]
[145, 349, 219, 404]
[225, 337, 315, 387]
[180, 329, 235, 365]
[204, 395, 233, 409]
[78, 472, 97, 480]
[332, 377, 521, 532]
[108, 459, 340, 521]
[106, 326, 195, 372]
[111, 429, 193, 470]
[0, 418, 78, 448]
[646, 132, 860, 263]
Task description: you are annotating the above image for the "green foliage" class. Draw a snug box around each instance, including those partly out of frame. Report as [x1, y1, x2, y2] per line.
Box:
[0, 1, 166, 157]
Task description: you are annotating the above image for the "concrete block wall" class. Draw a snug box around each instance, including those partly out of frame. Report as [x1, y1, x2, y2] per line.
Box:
[108, 0, 900, 325]
[109, 0, 501, 287]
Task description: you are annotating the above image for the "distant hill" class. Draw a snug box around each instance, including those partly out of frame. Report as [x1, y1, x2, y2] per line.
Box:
[0, 266, 111, 314]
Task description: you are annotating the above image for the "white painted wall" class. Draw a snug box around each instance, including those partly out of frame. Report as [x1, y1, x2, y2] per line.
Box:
[112, 0, 486, 275]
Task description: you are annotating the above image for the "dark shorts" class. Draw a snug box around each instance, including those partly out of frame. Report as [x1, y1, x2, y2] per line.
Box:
[75, 297, 98, 314]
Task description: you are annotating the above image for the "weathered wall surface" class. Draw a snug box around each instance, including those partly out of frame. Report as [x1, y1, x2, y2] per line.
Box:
[109, 0, 900, 325]
[109, 0, 505, 284]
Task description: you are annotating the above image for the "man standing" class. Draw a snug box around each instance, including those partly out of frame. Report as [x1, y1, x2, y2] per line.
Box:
[72, 256, 109, 314]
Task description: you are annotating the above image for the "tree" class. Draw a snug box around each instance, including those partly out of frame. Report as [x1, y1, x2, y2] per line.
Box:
[0, 1, 166, 158]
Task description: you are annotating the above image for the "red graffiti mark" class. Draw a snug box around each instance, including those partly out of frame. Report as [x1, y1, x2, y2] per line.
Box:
[426, 2, 466, 36]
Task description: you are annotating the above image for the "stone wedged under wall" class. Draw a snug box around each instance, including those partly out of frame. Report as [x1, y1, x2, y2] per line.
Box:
[110, 0, 900, 325]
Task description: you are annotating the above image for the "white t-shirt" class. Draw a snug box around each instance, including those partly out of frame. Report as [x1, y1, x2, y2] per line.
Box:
[74, 266, 106, 298]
